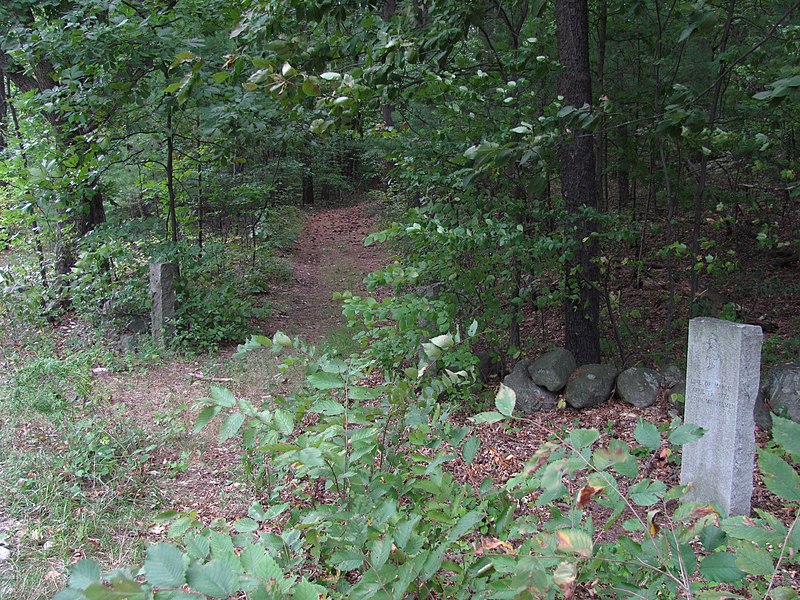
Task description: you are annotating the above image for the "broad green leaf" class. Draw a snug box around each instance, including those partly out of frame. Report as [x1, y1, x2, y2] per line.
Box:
[699, 552, 745, 583]
[462, 436, 480, 465]
[69, 559, 101, 590]
[472, 411, 505, 424]
[733, 542, 773, 576]
[145, 543, 186, 588]
[448, 511, 484, 542]
[85, 580, 145, 599]
[210, 387, 237, 408]
[568, 428, 599, 450]
[273, 331, 292, 347]
[700, 525, 727, 551]
[634, 419, 661, 451]
[320, 72, 341, 81]
[234, 518, 259, 533]
[421, 342, 442, 359]
[773, 415, 800, 460]
[467, 320, 479, 337]
[349, 386, 382, 400]
[193, 405, 221, 433]
[240, 545, 282, 581]
[429, 333, 454, 349]
[297, 447, 325, 467]
[722, 516, 783, 545]
[186, 560, 237, 598]
[628, 478, 667, 506]
[768, 587, 799, 600]
[758, 450, 800, 501]
[293, 578, 327, 599]
[556, 529, 593, 556]
[495, 384, 516, 416]
[219, 412, 246, 442]
[308, 371, 344, 390]
[53, 591, 85, 600]
[668, 423, 705, 446]
[331, 549, 365, 571]
[311, 399, 345, 415]
[273, 409, 294, 435]
[370, 536, 393, 570]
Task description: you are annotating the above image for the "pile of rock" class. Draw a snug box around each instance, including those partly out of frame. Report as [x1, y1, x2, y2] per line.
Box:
[502, 349, 800, 430]
[502, 348, 680, 412]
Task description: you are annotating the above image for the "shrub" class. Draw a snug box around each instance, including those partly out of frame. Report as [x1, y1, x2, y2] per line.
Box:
[54, 333, 800, 599]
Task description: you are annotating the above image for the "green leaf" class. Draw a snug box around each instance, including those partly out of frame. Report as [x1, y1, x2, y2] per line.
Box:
[273, 409, 294, 435]
[472, 411, 505, 424]
[699, 552, 746, 583]
[297, 447, 325, 467]
[145, 543, 186, 588]
[628, 478, 667, 506]
[348, 386, 382, 400]
[331, 549, 365, 571]
[234, 518, 259, 533]
[462, 436, 480, 465]
[370, 536, 393, 570]
[448, 510, 484, 542]
[320, 72, 341, 81]
[240, 545, 282, 581]
[210, 387, 237, 408]
[293, 578, 327, 599]
[186, 560, 237, 598]
[194, 405, 221, 433]
[556, 529, 594, 556]
[85, 579, 145, 599]
[733, 542, 774, 576]
[758, 450, 800, 501]
[53, 591, 85, 600]
[308, 371, 344, 390]
[634, 418, 661, 451]
[311, 399, 345, 415]
[219, 412, 246, 442]
[273, 331, 292, 347]
[668, 423, 705, 446]
[773, 415, 800, 460]
[767, 587, 799, 600]
[429, 333, 454, 349]
[495, 384, 516, 416]
[568, 428, 599, 450]
[467, 320, 479, 337]
[69, 559, 100, 590]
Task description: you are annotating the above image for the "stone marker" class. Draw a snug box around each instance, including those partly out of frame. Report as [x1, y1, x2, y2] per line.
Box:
[150, 262, 176, 345]
[679, 317, 762, 516]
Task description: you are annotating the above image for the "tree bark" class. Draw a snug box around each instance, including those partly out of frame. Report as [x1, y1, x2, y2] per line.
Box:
[555, 0, 601, 365]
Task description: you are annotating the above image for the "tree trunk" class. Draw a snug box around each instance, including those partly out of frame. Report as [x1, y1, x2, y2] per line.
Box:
[166, 103, 179, 244]
[555, 0, 601, 365]
[302, 172, 315, 206]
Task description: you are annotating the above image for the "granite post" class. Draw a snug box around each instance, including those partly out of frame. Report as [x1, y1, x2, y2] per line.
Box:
[150, 262, 176, 345]
[679, 317, 762, 516]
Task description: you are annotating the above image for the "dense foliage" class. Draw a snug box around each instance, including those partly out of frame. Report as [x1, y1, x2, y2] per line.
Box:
[1, 0, 799, 597]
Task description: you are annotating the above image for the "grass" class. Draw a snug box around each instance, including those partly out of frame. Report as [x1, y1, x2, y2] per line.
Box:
[0, 405, 160, 599]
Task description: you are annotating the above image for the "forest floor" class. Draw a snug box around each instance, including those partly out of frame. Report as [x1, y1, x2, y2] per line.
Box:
[1, 199, 798, 597]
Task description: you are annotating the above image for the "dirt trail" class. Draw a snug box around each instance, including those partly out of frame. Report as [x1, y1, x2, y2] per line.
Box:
[265, 201, 386, 340]
[91, 201, 387, 522]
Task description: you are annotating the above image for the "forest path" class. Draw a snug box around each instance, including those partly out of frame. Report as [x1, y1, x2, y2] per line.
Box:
[264, 200, 386, 341]
[86, 200, 389, 525]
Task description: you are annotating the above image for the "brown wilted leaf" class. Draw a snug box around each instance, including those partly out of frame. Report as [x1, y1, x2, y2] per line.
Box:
[577, 483, 605, 508]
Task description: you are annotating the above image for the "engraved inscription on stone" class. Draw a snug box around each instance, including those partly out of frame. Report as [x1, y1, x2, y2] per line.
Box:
[680, 317, 762, 517]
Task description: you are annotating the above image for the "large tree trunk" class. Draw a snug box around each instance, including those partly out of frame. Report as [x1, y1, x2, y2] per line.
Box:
[555, 0, 601, 365]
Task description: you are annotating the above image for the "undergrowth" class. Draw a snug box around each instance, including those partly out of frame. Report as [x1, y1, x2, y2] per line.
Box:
[53, 331, 800, 600]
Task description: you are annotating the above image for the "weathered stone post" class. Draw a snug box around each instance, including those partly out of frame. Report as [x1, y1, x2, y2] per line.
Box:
[679, 317, 762, 516]
[149, 262, 176, 345]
